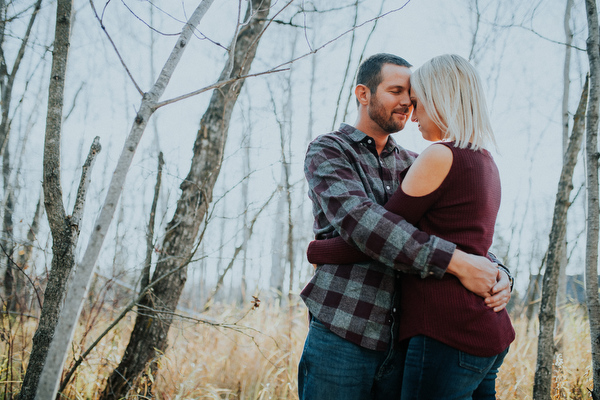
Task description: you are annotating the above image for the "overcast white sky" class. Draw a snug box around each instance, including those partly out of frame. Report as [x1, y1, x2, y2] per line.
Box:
[12, 0, 591, 297]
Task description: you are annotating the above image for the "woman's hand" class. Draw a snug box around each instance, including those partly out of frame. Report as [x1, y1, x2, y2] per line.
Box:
[485, 270, 511, 312]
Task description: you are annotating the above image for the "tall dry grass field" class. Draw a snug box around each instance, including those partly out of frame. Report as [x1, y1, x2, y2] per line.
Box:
[0, 301, 593, 399]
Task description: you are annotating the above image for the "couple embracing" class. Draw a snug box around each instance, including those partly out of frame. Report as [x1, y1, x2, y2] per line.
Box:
[298, 53, 515, 400]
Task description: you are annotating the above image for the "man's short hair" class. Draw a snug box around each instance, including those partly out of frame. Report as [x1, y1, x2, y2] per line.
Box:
[356, 53, 412, 95]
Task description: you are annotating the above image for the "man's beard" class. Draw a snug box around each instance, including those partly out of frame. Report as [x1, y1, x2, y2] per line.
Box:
[368, 94, 406, 134]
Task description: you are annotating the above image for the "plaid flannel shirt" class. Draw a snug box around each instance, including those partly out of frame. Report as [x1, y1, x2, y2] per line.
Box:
[301, 124, 456, 351]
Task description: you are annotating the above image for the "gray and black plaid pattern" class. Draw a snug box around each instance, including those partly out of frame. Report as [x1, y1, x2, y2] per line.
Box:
[301, 124, 456, 351]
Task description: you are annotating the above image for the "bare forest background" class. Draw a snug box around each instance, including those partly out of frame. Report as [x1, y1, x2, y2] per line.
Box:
[0, 0, 599, 398]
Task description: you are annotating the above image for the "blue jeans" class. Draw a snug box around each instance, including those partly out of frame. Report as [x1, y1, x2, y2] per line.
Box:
[298, 317, 404, 400]
[401, 335, 508, 400]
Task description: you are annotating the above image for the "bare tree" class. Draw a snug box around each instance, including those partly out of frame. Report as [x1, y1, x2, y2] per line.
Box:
[33, 1, 219, 397]
[584, 1, 600, 398]
[17, 0, 104, 397]
[0, 0, 43, 157]
[99, 1, 272, 397]
[532, 77, 588, 400]
[0, 0, 43, 312]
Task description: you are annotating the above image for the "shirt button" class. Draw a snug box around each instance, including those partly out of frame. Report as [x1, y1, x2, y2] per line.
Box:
[368, 139, 372, 144]
[393, 308, 397, 312]
[386, 185, 391, 190]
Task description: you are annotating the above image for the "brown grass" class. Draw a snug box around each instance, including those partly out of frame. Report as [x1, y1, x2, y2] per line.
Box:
[0, 301, 594, 399]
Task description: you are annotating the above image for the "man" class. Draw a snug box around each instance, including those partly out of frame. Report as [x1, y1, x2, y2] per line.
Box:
[298, 53, 512, 399]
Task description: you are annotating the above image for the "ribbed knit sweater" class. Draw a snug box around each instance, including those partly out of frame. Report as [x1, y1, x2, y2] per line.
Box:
[307, 142, 515, 356]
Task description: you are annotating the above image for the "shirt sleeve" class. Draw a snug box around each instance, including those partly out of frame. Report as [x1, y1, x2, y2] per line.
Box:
[305, 135, 455, 278]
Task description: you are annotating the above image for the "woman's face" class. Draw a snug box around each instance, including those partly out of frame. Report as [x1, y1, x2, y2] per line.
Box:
[410, 95, 443, 142]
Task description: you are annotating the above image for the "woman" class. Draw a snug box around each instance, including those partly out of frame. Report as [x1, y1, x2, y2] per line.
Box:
[306, 54, 514, 399]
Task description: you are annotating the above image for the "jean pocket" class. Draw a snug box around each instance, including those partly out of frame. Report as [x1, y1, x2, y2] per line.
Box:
[458, 351, 495, 374]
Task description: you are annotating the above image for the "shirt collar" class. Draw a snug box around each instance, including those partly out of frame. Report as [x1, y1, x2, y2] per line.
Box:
[339, 123, 400, 155]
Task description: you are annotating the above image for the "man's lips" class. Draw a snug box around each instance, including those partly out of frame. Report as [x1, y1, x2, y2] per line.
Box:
[392, 106, 411, 118]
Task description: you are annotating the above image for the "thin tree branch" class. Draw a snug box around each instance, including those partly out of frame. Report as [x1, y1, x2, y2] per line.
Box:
[203, 189, 277, 310]
[141, 152, 163, 291]
[70, 136, 101, 229]
[152, 68, 289, 109]
[89, 0, 144, 95]
[490, 22, 586, 51]
[119, 0, 179, 36]
[0, 242, 42, 309]
[331, 0, 359, 131]
[271, 1, 412, 71]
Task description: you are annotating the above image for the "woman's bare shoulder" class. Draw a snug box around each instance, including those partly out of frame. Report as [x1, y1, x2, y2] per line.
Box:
[401, 143, 453, 197]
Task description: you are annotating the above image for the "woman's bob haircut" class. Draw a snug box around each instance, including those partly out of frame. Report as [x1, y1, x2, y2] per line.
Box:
[410, 54, 496, 151]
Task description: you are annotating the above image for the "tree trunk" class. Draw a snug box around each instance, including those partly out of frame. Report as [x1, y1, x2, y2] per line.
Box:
[556, 0, 575, 354]
[532, 78, 588, 400]
[2, 145, 15, 311]
[100, 1, 271, 397]
[584, 1, 600, 398]
[17, 1, 76, 398]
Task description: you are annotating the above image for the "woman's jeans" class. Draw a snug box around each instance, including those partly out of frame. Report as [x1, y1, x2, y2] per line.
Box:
[298, 317, 405, 400]
[401, 335, 509, 400]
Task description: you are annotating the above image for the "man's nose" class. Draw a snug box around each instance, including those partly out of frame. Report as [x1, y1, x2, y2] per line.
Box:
[399, 93, 411, 106]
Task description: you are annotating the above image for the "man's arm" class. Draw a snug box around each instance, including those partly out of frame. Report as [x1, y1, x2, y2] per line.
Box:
[305, 136, 502, 293]
[306, 136, 452, 277]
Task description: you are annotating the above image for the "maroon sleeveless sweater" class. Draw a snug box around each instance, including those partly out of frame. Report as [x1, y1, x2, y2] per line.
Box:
[307, 142, 515, 357]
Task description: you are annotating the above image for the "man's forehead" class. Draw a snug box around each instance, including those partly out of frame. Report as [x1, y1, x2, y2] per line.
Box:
[380, 64, 411, 84]
[381, 63, 412, 75]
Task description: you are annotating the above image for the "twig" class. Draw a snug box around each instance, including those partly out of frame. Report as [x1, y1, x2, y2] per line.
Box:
[119, 0, 179, 36]
[152, 68, 289, 109]
[203, 189, 277, 309]
[490, 22, 586, 52]
[141, 152, 163, 291]
[331, 0, 359, 131]
[271, 1, 412, 71]
[0, 242, 42, 310]
[89, 0, 144, 95]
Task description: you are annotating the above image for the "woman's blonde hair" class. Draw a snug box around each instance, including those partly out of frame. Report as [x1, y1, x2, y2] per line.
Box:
[410, 54, 496, 150]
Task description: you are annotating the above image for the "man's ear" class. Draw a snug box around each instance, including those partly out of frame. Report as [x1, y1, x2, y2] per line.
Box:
[355, 84, 370, 106]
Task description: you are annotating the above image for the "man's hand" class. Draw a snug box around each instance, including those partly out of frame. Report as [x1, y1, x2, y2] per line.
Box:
[446, 250, 497, 298]
[485, 270, 511, 312]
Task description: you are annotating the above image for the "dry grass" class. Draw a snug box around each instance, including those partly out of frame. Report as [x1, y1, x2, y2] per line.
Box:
[0, 301, 594, 399]
[497, 305, 592, 400]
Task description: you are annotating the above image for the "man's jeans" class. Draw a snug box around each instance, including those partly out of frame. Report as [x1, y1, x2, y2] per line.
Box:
[401, 335, 509, 400]
[298, 317, 404, 400]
